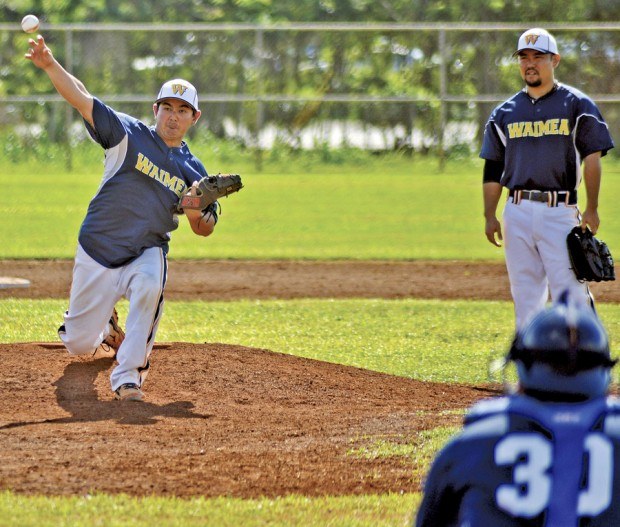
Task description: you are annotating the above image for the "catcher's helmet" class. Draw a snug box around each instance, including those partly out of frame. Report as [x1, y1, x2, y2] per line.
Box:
[508, 294, 616, 399]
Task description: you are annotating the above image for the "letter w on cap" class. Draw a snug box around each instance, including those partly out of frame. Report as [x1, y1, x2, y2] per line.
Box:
[172, 84, 188, 96]
[524, 34, 540, 45]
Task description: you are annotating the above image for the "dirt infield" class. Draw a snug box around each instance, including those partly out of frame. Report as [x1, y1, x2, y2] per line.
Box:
[0, 259, 615, 498]
[2, 259, 619, 302]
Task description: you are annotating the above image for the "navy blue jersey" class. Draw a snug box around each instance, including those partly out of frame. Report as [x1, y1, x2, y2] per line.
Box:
[480, 83, 614, 191]
[415, 394, 620, 527]
[79, 98, 208, 268]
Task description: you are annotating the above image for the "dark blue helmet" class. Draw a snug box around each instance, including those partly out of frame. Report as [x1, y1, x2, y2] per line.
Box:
[508, 296, 616, 400]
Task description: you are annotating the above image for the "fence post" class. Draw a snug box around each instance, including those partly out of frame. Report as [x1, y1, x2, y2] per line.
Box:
[438, 27, 447, 171]
[63, 28, 73, 171]
[254, 27, 265, 171]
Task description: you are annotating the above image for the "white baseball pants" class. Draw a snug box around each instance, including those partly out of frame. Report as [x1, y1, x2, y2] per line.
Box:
[59, 244, 167, 392]
[503, 199, 593, 329]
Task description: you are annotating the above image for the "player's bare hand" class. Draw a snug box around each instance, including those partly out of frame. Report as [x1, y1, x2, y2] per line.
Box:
[485, 217, 503, 247]
[581, 208, 600, 235]
[24, 35, 54, 69]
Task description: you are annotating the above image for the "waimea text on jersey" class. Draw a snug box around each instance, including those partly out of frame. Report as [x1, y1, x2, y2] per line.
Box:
[135, 153, 187, 197]
[507, 118, 570, 139]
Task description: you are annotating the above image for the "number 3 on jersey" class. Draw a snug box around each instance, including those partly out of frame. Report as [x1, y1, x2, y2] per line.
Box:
[494, 433, 613, 517]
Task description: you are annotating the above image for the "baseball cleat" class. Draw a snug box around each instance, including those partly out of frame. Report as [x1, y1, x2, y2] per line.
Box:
[102, 308, 125, 351]
[114, 383, 145, 402]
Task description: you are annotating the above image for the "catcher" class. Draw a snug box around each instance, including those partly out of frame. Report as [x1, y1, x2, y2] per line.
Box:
[26, 35, 242, 402]
[416, 295, 620, 526]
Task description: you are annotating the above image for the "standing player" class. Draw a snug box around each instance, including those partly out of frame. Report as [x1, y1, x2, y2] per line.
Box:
[415, 295, 620, 526]
[481, 28, 614, 329]
[25, 35, 219, 402]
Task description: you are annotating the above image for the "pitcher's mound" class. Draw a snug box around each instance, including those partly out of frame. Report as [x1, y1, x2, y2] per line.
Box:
[0, 342, 496, 497]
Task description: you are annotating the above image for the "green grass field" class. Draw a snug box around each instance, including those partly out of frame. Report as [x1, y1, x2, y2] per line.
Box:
[3, 152, 620, 260]
[1, 152, 620, 526]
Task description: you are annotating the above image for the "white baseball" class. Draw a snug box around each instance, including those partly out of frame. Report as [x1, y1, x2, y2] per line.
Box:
[21, 14, 39, 34]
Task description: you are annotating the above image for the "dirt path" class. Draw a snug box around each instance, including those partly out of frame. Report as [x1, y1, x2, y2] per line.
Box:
[1, 259, 618, 302]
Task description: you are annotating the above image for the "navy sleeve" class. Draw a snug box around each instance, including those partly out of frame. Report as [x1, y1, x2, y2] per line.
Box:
[574, 110, 614, 159]
[480, 117, 505, 162]
[83, 98, 129, 150]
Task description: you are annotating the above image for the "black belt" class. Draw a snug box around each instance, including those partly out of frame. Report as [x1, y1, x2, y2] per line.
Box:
[509, 189, 577, 206]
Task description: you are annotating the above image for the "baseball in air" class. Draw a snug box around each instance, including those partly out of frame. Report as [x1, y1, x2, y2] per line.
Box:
[21, 14, 40, 34]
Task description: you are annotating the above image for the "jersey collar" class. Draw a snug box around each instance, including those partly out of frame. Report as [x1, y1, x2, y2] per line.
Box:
[523, 82, 559, 104]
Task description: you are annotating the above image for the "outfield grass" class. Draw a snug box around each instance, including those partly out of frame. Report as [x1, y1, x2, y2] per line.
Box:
[0, 155, 423, 259]
[3, 153, 619, 260]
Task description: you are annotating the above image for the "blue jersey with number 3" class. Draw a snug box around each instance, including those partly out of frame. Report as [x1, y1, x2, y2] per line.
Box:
[415, 395, 620, 527]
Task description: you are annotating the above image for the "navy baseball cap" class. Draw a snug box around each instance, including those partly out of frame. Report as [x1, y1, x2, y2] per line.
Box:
[514, 28, 559, 56]
[155, 79, 199, 111]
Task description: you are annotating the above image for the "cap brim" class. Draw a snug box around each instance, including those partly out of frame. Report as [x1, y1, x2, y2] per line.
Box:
[512, 47, 556, 57]
[155, 96, 198, 112]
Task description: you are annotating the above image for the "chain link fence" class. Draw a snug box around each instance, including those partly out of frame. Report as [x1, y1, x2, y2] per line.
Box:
[2, 22, 620, 160]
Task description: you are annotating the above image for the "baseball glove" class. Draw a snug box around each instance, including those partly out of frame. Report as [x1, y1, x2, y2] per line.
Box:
[179, 174, 243, 211]
[567, 226, 615, 282]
